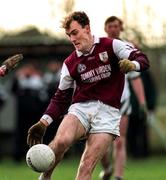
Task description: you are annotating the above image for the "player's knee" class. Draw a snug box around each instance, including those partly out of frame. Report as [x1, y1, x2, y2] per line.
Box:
[115, 137, 124, 149]
[54, 136, 71, 152]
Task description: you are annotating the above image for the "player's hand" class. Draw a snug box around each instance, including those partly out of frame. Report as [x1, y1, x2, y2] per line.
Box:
[119, 59, 136, 73]
[139, 104, 148, 123]
[1, 54, 23, 75]
[27, 121, 47, 147]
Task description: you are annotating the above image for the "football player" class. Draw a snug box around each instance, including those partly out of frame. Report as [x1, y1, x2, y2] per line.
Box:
[99, 16, 147, 180]
[27, 12, 149, 180]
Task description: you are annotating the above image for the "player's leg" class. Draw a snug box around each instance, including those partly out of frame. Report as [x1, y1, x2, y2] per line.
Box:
[40, 113, 86, 180]
[99, 147, 113, 180]
[76, 133, 114, 180]
[113, 114, 128, 180]
[98, 103, 121, 180]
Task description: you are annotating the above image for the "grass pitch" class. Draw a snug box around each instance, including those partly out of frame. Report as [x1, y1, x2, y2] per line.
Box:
[0, 155, 165, 180]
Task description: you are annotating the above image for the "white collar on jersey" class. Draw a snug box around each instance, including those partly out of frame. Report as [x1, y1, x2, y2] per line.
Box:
[76, 36, 100, 57]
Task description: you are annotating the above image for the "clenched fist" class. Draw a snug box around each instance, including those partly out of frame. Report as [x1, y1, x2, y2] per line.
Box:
[119, 59, 136, 73]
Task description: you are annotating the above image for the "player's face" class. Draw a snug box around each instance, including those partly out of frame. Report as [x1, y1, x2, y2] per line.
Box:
[66, 21, 92, 53]
[104, 20, 122, 39]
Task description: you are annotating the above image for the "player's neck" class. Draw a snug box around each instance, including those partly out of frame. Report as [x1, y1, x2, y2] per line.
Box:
[83, 35, 94, 54]
[108, 35, 120, 40]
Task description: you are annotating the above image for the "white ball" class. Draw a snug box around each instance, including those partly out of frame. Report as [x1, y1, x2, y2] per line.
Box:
[26, 144, 55, 172]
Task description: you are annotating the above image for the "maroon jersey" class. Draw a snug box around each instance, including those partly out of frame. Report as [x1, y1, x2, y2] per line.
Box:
[44, 37, 149, 121]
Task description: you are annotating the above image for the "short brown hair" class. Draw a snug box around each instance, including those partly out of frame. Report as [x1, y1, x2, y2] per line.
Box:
[104, 16, 124, 31]
[61, 11, 90, 30]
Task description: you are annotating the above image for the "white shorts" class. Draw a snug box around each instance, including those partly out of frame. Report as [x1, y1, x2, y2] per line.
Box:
[68, 101, 121, 136]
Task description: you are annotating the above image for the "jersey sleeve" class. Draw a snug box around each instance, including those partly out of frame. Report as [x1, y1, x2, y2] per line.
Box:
[112, 39, 149, 71]
[42, 62, 74, 123]
[58, 63, 74, 90]
[112, 39, 136, 59]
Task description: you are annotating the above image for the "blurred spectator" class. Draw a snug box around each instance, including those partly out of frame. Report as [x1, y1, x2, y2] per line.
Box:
[0, 83, 7, 110]
[43, 60, 62, 99]
[0, 83, 8, 160]
[11, 61, 48, 162]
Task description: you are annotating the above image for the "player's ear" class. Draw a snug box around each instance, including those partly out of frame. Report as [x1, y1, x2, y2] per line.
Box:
[84, 25, 90, 33]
